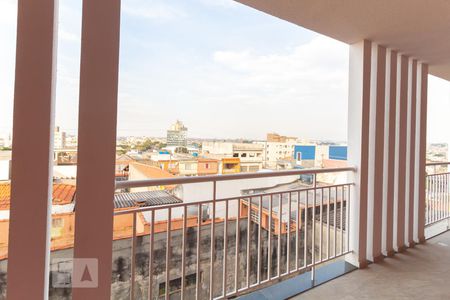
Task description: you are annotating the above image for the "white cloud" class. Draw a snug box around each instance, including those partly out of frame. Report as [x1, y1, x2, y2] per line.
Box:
[203, 36, 350, 139]
[122, 0, 187, 21]
[117, 35, 350, 140]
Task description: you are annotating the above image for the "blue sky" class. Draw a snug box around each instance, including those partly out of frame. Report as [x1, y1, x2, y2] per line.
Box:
[0, 0, 449, 142]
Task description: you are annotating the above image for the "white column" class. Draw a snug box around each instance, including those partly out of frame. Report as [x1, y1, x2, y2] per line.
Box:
[7, 0, 58, 299]
[72, 0, 121, 299]
[347, 40, 371, 268]
[384, 50, 397, 256]
[417, 64, 428, 242]
[395, 54, 409, 252]
[407, 60, 418, 246]
[370, 45, 387, 262]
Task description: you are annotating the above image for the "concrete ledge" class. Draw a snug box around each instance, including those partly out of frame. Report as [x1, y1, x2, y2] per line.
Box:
[238, 260, 357, 300]
[372, 254, 384, 263]
[385, 249, 396, 257]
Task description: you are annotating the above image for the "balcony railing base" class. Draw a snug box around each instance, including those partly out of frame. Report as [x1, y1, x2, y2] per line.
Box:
[397, 245, 407, 253]
[372, 254, 384, 263]
[385, 250, 396, 257]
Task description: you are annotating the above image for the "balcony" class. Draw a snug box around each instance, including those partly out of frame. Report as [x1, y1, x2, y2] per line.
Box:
[109, 167, 353, 299]
[3, 1, 450, 300]
[295, 230, 450, 299]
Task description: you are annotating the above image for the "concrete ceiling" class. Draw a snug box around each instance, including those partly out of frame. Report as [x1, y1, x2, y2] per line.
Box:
[237, 0, 450, 81]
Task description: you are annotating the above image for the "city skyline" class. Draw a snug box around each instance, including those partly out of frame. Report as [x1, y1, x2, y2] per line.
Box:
[0, 0, 449, 142]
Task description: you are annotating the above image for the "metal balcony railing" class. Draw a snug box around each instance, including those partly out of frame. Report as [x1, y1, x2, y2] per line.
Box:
[425, 162, 450, 227]
[114, 166, 355, 300]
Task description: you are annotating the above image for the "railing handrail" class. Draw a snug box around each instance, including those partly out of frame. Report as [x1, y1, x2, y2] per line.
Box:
[426, 161, 450, 167]
[115, 166, 357, 190]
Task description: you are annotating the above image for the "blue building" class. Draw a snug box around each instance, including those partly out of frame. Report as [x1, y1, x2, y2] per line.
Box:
[329, 145, 348, 160]
[293, 145, 316, 161]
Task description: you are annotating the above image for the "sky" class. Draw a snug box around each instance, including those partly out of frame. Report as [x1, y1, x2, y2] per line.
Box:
[0, 0, 449, 142]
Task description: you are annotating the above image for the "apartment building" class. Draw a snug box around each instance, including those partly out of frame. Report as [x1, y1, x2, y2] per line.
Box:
[202, 141, 263, 172]
[260, 141, 296, 169]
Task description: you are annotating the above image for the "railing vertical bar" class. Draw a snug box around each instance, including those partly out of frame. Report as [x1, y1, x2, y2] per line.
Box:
[429, 176, 432, 224]
[435, 176, 438, 223]
[311, 174, 316, 283]
[431, 176, 434, 223]
[445, 174, 447, 220]
[181, 205, 187, 300]
[257, 196, 262, 283]
[295, 191, 300, 270]
[334, 186, 338, 257]
[268, 195, 273, 279]
[196, 204, 201, 300]
[442, 174, 445, 221]
[147, 210, 155, 300]
[442, 174, 444, 221]
[438, 175, 440, 221]
[439, 174, 442, 221]
[319, 187, 323, 262]
[278, 195, 282, 277]
[438, 175, 441, 221]
[347, 185, 351, 252]
[444, 174, 446, 220]
[440, 175, 445, 220]
[340, 186, 344, 255]
[439, 175, 444, 220]
[235, 199, 241, 293]
[435, 175, 438, 222]
[304, 190, 308, 268]
[210, 181, 217, 299]
[246, 197, 251, 287]
[287, 192, 292, 274]
[327, 188, 331, 260]
[130, 211, 137, 300]
[430, 176, 433, 223]
[445, 174, 450, 218]
[165, 207, 172, 300]
[223, 199, 229, 297]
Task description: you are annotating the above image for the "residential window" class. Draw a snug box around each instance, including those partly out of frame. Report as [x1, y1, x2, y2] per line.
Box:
[52, 218, 64, 228]
[205, 163, 209, 169]
[159, 273, 199, 296]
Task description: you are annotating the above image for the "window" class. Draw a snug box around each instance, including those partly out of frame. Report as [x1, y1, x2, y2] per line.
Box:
[241, 153, 247, 157]
[233, 153, 239, 157]
[205, 163, 209, 169]
[296, 152, 302, 160]
[52, 218, 64, 228]
[159, 273, 198, 296]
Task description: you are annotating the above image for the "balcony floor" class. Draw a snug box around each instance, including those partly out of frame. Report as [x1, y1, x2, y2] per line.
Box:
[293, 230, 450, 299]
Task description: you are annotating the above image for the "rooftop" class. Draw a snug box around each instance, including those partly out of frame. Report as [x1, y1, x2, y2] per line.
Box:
[114, 190, 182, 209]
[0, 183, 76, 210]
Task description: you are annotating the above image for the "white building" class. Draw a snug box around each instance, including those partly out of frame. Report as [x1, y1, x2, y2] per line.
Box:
[202, 141, 264, 172]
[259, 141, 296, 169]
[54, 126, 66, 149]
[0, 134, 12, 148]
[166, 120, 188, 147]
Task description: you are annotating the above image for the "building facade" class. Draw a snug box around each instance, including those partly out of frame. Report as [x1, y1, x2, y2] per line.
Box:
[166, 120, 188, 147]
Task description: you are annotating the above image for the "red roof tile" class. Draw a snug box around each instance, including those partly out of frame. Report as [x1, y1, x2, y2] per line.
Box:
[0, 183, 76, 210]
